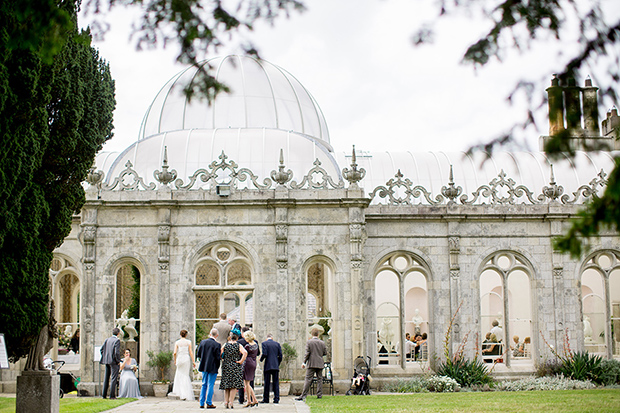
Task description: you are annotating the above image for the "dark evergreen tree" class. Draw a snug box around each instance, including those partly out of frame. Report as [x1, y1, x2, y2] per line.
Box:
[0, 0, 114, 361]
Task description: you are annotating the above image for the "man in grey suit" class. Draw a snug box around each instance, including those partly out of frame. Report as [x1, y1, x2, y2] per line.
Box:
[295, 328, 327, 401]
[212, 313, 231, 346]
[100, 327, 122, 399]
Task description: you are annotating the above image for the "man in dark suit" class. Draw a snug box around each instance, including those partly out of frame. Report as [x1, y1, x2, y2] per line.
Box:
[295, 328, 327, 401]
[260, 333, 282, 404]
[197, 328, 221, 409]
[100, 327, 122, 399]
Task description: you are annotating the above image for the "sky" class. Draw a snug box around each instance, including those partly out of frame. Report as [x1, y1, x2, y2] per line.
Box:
[79, 0, 620, 156]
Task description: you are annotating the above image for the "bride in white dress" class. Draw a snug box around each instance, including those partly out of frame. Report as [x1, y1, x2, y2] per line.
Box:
[171, 329, 196, 400]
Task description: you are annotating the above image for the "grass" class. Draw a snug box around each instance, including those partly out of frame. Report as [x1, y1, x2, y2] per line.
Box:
[0, 396, 135, 413]
[305, 389, 620, 412]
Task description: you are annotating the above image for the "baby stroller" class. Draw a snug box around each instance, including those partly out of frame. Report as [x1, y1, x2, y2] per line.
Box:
[45, 359, 78, 398]
[346, 356, 371, 395]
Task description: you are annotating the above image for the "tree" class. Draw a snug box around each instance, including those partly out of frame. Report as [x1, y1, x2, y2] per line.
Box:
[0, 0, 114, 361]
[415, 0, 619, 257]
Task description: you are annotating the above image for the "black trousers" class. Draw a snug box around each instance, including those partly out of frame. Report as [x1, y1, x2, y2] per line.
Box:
[263, 369, 280, 402]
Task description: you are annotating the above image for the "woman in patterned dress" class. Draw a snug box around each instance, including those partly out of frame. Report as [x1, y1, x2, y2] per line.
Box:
[242, 330, 259, 407]
[220, 333, 247, 408]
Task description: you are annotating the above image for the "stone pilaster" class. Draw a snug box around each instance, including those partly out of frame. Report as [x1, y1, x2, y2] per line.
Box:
[448, 236, 461, 345]
[157, 209, 171, 351]
[80, 208, 97, 383]
[349, 207, 365, 359]
[274, 207, 290, 341]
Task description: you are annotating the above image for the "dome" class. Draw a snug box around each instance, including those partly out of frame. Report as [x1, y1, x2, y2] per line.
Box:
[138, 55, 331, 148]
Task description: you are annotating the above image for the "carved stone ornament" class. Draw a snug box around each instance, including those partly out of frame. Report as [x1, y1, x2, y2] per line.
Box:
[270, 149, 293, 186]
[103, 160, 156, 191]
[541, 164, 564, 202]
[154, 146, 178, 185]
[351, 261, 362, 269]
[158, 225, 171, 242]
[159, 263, 169, 270]
[441, 165, 462, 203]
[553, 267, 563, 278]
[349, 223, 363, 241]
[83, 226, 97, 242]
[275, 225, 288, 241]
[86, 163, 105, 187]
[369, 170, 444, 205]
[277, 262, 288, 270]
[342, 145, 366, 189]
[84, 263, 95, 271]
[450, 269, 460, 279]
[448, 236, 460, 252]
[290, 158, 345, 189]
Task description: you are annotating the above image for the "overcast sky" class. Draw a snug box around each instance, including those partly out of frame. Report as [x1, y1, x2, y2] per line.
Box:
[79, 0, 619, 155]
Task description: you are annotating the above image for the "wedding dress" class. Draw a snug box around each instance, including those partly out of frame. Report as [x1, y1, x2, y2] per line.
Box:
[172, 338, 194, 400]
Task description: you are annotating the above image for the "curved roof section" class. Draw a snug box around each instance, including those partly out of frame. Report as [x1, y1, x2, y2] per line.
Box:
[99, 128, 340, 188]
[335, 151, 617, 203]
[138, 55, 331, 148]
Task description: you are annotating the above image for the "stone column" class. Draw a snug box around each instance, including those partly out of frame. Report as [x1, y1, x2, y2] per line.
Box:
[448, 236, 461, 351]
[157, 209, 171, 352]
[274, 205, 291, 342]
[349, 207, 366, 361]
[80, 208, 97, 384]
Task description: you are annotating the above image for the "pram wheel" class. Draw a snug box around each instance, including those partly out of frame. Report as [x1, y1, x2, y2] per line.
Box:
[365, 389, 371, 395]
[59, 389, 64, 399]
[345, 390, 352, 396]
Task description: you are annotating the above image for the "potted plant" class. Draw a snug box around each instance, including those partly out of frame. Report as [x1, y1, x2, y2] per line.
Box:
[279, 343, 298, 395]
[146, 350, 173, 397]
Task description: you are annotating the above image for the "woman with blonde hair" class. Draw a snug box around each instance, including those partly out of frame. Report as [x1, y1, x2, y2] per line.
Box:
[242, 330, 259, 407]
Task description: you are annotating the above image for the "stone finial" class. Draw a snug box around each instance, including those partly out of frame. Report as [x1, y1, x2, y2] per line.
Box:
[154, 146, 177, 185]
[270, 148, 293, 186]
[441, 165, 462, 204]
[542, 164, 564, 202]
[86, 161, 104, 187]
[342, 145, 366, 189]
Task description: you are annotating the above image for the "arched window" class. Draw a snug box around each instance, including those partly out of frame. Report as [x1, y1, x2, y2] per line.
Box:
[306, 262, 333, 336]
[375, 252, 429, 366]
[50, 256, 80, 364]
[581, 250, 620, 358]
[194, 243, 253, 342]
[479, 252, 533, 364]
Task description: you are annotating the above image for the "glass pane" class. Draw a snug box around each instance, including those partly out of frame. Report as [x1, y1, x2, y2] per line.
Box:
[404, 271, 427, 336]
[376, 270, 399, 365]
[480, 269, 503, 341]
[508, 270, 531, 357]
[611, 269, 620, 356]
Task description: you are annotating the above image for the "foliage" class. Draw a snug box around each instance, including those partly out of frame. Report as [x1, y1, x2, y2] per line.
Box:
[304, 389, 620, 412]
[0, 0, 115, 361]
[559, 351, 604, 384]
[127, 265, 140, 320]
[146, 350, 173, 382]
[418, 1, 620, 255]
[535, 357, 563, 378]
[383, 377, 429, 393]
[318, 310, 331, 335]
[600, 359, 620, 386]
[195, 321, 208, 343]
[496, 375, 596, 391]
[427, 375, 459, 392]
[435, 300, 494, 387]
[436, 356, 494, 388]
[82, 0, 305, 102]
[280, 342, 298, 380]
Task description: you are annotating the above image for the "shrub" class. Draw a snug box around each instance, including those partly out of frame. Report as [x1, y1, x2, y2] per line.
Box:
[496, 375, 595, 391]
[535, 357, 563, 377]
[383, 377, 429, 393]
[427, 375, 459, 392]
[146, 350, 174, 382]
[559, 351, 604, 384]
[436, 356, 494, 387]
[599, 359, 620, 385]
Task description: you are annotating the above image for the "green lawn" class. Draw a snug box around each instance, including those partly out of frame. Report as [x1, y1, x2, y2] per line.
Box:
[0, 396, 135, 413]
[305, 389, 620, 412]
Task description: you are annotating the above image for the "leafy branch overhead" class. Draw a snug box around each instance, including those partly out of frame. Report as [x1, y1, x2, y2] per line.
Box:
[82, 0, 305, 101]
[418, 0, 620, 257]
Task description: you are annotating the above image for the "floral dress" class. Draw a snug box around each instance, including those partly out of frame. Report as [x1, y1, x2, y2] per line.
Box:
[219, 342, 244, 389]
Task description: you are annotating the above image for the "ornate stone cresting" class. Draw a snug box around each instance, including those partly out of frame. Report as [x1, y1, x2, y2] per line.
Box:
[342, 145, 366, 189]
[103, 161, 156, 191]
[560, 169, 607, 204]
[154, 146, 178, 186]
[176, 151, 272, 190]
[369, 170, 444, 205]
[270, 149, 293, 186]
[460, 169, 539, 205]
[290, 158, 345, 189]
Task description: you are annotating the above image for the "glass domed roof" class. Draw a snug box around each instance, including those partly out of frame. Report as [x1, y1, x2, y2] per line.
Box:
[139, 55, 331, 148]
